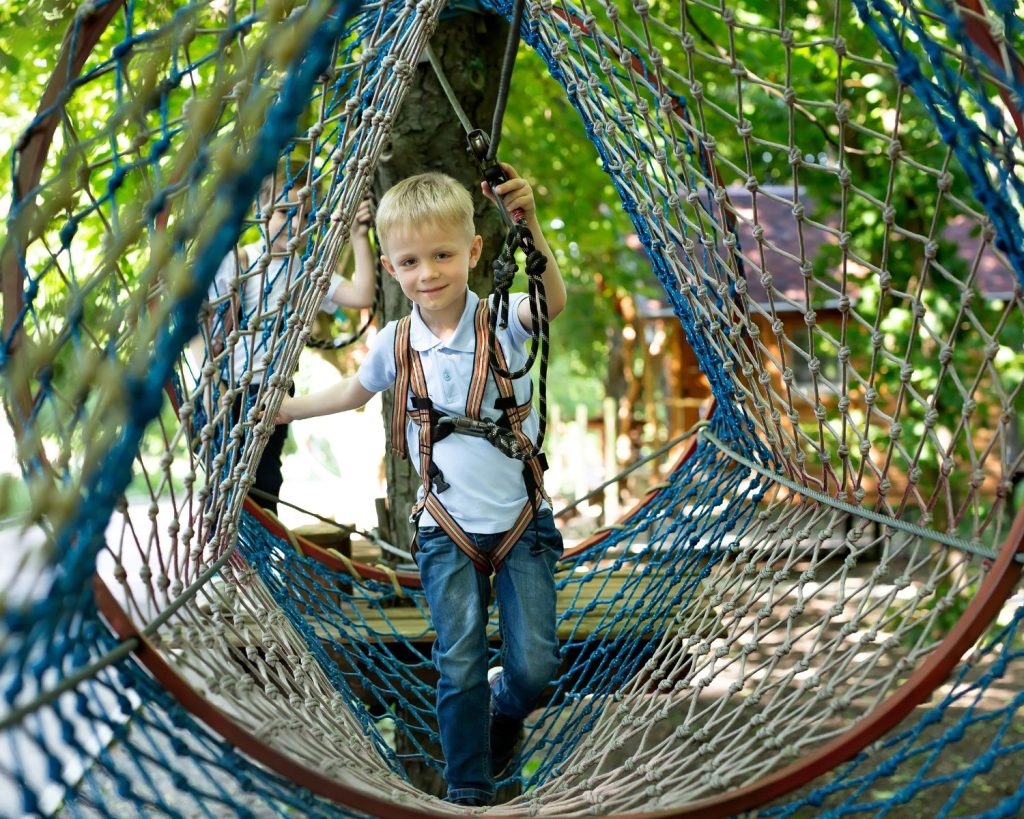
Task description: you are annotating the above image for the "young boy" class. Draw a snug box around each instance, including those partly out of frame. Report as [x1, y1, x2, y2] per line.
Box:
[277, 168, 567, 806]
[197, 174, 376, 514]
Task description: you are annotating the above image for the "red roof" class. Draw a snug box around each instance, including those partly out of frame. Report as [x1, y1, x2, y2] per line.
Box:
[635, 186, 1019, 318]
[725, 186, 1018, 303]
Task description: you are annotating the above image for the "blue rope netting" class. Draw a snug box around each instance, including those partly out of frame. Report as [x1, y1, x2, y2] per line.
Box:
[764, 603, 1024, 819]
[3, 0, 354, 643]
[62, 630, 370, 819]
[0, 0, 412, 814]
[853, 0, 1024, 289]
[1, 0, 1023, 816]
[239, 431, 766, 791]
[763, 0, 1024, 813]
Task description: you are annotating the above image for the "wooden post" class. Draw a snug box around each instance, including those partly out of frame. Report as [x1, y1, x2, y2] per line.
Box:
[548, 402, 562, 496]
[574, 403, 589, 504]
[603, 396, 619, 523]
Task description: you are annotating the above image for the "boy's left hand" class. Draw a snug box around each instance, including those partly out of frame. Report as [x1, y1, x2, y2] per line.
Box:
[482, 163, 536, 224]
[352, 197, 373, 239]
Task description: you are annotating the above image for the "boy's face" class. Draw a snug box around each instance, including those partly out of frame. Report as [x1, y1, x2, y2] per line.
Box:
[265, 201, 305, 252]
[266, 207, 292, 249]
[380, 221, 482, 318]
[260, 176, 320, 253]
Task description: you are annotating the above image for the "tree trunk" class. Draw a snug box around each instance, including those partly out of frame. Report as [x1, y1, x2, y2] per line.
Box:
[370, 13, 513, 799]
[373, 12, 511, 556]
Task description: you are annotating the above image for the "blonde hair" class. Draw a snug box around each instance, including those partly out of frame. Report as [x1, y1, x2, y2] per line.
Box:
[375, 172, 475, 251]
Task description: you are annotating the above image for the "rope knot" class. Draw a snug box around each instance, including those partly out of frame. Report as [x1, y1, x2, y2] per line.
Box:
[492, 257, 516, 292]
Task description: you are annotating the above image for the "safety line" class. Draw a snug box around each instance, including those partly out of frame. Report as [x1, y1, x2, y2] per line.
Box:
[423, 44, 476, 134]
[700, 427, 1020, 564]
[0, 543, 238, 732]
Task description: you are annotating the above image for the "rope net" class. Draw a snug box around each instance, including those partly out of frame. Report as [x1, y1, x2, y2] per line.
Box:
[1, 0, 1022, 816]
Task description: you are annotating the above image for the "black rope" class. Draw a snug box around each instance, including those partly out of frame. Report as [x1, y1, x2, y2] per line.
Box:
[487, 0, 526, 162]
[487, 225, 550, 453]
[422, 28, 552, 455]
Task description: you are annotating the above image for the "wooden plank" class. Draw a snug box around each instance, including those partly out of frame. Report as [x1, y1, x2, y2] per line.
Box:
[308, 566, 679, 644]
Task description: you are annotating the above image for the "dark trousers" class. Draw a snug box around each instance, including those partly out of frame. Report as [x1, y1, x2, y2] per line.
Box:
[232, 385, 290, 515]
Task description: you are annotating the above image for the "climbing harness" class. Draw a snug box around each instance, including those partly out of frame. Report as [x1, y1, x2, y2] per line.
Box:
[435, 415, 534, 461]
[392, 300, 549, 575]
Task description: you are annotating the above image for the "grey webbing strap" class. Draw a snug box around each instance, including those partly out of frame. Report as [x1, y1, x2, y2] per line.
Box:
[423, 44, 475, 135]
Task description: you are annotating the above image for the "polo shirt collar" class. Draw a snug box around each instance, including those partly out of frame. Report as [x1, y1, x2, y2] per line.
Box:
[409, 289, 479, 352]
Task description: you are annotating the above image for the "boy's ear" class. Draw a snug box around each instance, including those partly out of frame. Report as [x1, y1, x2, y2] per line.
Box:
[468, 234, 483, 269]
[380, 255, 397, 278]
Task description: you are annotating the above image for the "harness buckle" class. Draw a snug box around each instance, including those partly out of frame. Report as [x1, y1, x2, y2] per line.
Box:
[436, 415, 492, 438]
[435, 415, 535, 461]
[486, 427, 534, 460]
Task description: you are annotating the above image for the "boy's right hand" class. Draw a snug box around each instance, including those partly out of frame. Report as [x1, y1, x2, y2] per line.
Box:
[273, 397, 294, 425]
[352, 198, 373, 240]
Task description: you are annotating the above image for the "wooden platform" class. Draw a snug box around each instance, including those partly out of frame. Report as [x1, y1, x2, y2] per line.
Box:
[308, 563, 677, 645]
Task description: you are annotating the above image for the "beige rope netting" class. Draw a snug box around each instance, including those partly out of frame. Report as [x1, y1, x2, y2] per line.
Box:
[1, 0, 1022, 815]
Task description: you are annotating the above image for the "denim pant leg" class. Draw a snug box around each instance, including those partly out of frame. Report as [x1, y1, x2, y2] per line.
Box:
[492, 510, 563, 719]
[415, 527, 494, 803]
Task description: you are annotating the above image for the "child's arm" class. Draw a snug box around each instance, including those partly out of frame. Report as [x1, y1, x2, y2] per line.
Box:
[276, 376, 375, 424]
[328, 198, 376, 309]
[484, 164, 567, 328]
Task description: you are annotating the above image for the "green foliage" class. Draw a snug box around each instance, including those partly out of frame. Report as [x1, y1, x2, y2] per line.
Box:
[499, 48, 642, 411]
[3, 1, 1020, 518]
[494, 1, 1021, 524]
[0, 3, 72, 250]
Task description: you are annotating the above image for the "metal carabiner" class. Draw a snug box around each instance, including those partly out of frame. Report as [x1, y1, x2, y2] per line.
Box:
[436, 415, 497, 439]
[468, 129, 525, 230]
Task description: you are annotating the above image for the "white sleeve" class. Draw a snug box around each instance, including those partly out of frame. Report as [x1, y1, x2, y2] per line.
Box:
[208, 251, 238, 303]
[317, 272, 344, 314]
[357, 321, 398, 393]
[503, 291, 532, 347]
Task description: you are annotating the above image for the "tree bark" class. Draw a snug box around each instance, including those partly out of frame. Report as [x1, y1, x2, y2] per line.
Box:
[369, 13, 513, 797]
[373, 12, 511, 555]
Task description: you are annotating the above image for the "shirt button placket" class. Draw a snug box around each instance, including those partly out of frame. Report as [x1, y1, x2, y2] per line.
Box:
[442, 367, 453, 401]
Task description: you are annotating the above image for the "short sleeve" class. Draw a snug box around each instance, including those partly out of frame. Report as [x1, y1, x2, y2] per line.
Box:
[357, 320, 398, 393]
[498, 291, 533, 348]
[208, 251, 238, 303]
[318, 272, 343, 314]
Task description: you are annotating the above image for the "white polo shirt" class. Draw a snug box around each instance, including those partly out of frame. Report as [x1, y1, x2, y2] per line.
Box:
[358, 289, 541, 534]
[208, 243, 342, 387]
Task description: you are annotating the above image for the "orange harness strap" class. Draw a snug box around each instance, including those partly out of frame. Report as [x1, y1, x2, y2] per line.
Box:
[392, 302, 547, 574]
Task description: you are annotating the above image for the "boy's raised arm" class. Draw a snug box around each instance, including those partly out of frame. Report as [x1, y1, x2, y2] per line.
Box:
[485, 164, 567, 329]
[276, 376, 375, 424]
[329, 198, 377, 309]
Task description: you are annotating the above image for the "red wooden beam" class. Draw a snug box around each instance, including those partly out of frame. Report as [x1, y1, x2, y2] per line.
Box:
[94, 577, 451, 818]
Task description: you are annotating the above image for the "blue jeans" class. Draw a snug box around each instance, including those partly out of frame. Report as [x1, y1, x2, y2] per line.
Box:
[416, 510, 563, 804]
